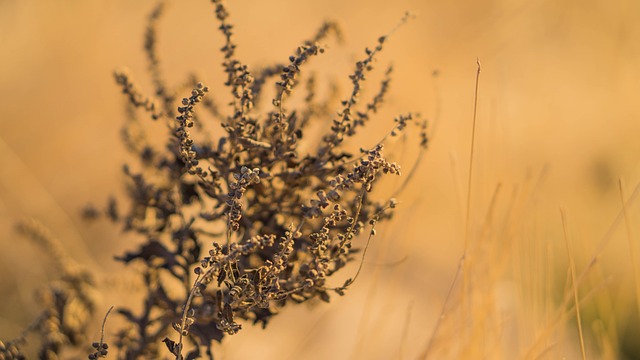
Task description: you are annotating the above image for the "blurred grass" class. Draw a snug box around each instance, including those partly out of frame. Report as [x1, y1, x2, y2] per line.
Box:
[1, 0, 640, 358]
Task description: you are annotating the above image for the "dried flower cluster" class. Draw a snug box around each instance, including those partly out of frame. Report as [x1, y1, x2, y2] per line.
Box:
[0, 1, 427, 359]
[1, 219, 98, 360]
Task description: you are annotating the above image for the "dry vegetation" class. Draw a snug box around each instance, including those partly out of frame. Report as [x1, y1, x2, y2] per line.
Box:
[1, 0, 640, 359]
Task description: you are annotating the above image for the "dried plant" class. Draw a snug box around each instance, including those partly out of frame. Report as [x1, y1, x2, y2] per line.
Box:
[1, 219, 98, 360]
[1, 1, 427, 359]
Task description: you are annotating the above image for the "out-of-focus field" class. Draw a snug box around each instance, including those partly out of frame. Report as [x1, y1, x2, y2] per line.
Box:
[1, 0, 640, 359]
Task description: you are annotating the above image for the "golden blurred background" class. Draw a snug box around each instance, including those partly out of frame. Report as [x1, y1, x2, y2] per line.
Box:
[1, 0, 640, 359]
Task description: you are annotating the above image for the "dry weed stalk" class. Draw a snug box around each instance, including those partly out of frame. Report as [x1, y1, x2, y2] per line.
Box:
[0, 219, 98, 360]
[1, 1, 426, 359]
